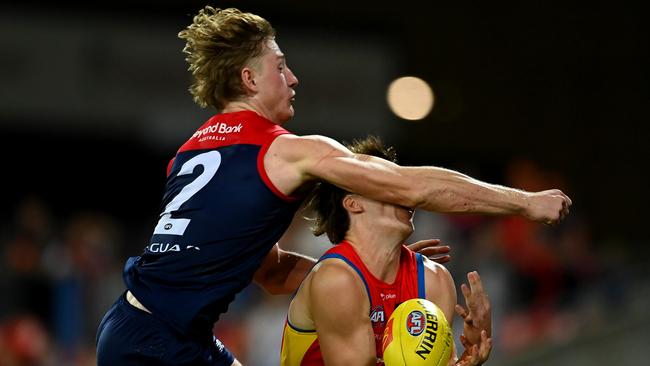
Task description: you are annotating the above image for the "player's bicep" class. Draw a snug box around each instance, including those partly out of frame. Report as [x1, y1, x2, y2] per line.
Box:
[287, 135, 419, 207]
[309, 261, 376, 366]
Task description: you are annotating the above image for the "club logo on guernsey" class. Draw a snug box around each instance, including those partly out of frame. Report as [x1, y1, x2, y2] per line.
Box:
[370, 306, 386, 327]
[192, 122, 243, 140]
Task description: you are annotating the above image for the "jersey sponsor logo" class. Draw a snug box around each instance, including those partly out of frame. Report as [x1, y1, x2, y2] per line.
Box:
[146, 243, 201, 253]
[380, 292, 397, 300]
[147, 243, 181, 253]
[415, 309, 447, 360]
[406, 310, 425, 336]
[192, 122, 243, 139]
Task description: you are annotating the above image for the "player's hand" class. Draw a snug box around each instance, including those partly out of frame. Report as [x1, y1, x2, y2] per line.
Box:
[455, 330, 492, 366]
[523, 189, 572, 225]
[406, 239, 451, 264]
[455, 271, 491, 346]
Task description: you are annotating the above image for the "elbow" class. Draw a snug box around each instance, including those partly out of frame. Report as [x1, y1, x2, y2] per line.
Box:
[258, 279, 288, 295]
[263, 285, 285, 295]
[257, 273, 292, 295]
[255, 271, 283, 295]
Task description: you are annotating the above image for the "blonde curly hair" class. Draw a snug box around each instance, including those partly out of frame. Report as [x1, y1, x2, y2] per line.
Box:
[178, 7, 275, 110]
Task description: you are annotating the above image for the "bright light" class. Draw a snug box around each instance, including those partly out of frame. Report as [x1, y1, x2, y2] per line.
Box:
[386, 76, 434, 120]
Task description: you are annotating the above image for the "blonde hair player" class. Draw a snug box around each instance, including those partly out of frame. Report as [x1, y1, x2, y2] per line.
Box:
[96, 6, 570, 366]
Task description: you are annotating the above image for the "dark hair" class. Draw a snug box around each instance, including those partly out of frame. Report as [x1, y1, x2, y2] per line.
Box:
[178, 7, 275, 110]
[306, 136, 397, 244]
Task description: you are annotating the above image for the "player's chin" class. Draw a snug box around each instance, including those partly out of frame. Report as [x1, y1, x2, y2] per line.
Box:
[396, 221, 414, 237]
[284, 104, 295, 118]
[275, 108, 294, 125]
[404, 223, 415, 236]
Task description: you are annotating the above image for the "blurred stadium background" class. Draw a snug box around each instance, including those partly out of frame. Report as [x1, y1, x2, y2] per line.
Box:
[1, 1, 648, 365]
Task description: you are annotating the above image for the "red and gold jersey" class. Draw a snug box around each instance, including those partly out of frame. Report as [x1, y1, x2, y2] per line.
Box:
[280, 240, 426, 365]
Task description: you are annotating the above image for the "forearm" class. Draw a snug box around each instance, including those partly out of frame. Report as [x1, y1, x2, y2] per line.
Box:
[406, 165, 529, 216]
[254, 246, 316, 295]
[280, 250, 317, 293]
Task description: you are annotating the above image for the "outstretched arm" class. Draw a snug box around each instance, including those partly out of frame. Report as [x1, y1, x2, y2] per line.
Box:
[268, 134, 571, 224]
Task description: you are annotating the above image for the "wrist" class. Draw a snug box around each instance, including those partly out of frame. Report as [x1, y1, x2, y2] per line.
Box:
[512, 189, 532, 217]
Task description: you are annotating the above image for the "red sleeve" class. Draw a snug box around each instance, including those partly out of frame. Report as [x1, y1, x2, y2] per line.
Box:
[166, 157, 175, 177]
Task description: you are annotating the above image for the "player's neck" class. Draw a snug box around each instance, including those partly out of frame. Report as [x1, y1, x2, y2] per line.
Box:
[222, 100, 275, 123]
[345, 230, 405, 283]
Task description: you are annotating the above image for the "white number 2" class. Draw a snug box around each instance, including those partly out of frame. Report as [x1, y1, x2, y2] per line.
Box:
[153, 151, 221, 236]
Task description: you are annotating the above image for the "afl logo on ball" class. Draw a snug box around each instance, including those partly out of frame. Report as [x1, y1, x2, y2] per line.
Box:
[406, 310, 425, 336]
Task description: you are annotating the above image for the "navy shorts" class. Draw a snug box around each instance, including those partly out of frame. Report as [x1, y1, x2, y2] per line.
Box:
[96, 292, 234, 366]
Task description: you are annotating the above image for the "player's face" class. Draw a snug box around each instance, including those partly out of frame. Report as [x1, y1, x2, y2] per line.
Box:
[362, 197, 415, 237]
[253, 39, 299, 124]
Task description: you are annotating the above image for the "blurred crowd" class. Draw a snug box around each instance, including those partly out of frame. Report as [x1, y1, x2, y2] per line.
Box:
[0, 157, 635, 366]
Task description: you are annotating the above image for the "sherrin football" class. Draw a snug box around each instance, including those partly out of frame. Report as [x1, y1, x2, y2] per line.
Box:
[381, 298, 453, 366]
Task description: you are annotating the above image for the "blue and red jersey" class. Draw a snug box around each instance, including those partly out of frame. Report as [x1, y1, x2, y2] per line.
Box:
[280, 241, 426, 365]
[124, 111, 301, 336]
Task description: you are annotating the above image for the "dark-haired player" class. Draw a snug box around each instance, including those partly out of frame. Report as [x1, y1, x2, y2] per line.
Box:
[96, 6, 570, 366]
[280, 137, 491, 366]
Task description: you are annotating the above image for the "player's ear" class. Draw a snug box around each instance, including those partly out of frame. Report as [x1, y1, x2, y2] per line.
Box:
[241, 66, 258, 92]
[343, 194, 364, 213]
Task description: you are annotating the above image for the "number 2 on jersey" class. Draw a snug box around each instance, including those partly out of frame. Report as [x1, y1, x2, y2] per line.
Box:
[153, 151, 221, 236]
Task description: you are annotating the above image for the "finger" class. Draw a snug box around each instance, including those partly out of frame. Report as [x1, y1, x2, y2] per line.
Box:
[417, 245, 451, 257]
[455, 304, 468, 319]
[461, 283, 471, 300]
[455, 305, 474, 325]
[406, 239, 441, 251]
[470, 345, 479, 364]
[480, 340, 493, 361]
[560, 209, 569, 221]
[546, 216, 559, 225]
[563, 193, 573, 206]
[431, 254, 451, 264]
[468, 271, 484, 295]
[479, 332, 492, 360]
[459, 334, 471, 349]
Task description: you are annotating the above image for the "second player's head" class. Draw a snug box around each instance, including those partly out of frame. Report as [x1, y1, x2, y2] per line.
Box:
[306, 136, 415, 244]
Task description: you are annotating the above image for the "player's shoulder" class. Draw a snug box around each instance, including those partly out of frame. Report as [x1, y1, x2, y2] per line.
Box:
[308, 257, 370, 313]
[310, 257, 366, 297]
[422, 257, 455, 288]
[312, 257, 361, 284]
[272, 134, 351, 161]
